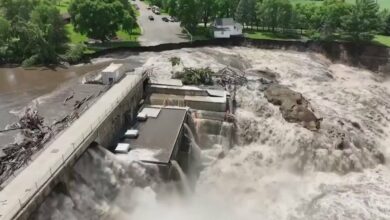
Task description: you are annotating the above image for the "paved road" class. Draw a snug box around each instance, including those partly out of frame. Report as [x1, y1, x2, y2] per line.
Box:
[134, 0, 189, 46]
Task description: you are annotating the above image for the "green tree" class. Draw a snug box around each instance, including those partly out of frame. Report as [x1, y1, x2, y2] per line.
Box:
[342, 0, 380, 41]
[69, 0, 136, 42]
[320, 0, 350, 39]
[257, 0, 293, 32]
[216, 0, 240, 18]
[235, 0, 256, 28]
[30, 3, 68, 62]
[0, 0, 39, 21]
[177, 0, 199, 33]
[166, 0, 179, 16]
[198, 0, 217, 27]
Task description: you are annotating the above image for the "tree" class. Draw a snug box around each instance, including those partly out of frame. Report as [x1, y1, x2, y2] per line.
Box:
[69, 0, 136, 42]
[30, 3, 68, 62]
[342, 0, 380, 42]
[216, 0, 240, 18]
[166, 0, 179, 16]
[198, 0, 217, 27]
[0, 0, 68, 64]
[0, 0, 39, 21]
[177, 0, 199, 33]
[257, 0, 293, 32]
[320, 0, 350, 39]
[235, 0, 256, 28]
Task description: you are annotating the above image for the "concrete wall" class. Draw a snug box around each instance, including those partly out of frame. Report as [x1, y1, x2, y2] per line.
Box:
[96, 80, 144, 148]
[13, 75, 146, 220]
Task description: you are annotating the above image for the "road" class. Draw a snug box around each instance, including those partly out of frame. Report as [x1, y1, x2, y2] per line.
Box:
[134, 0, 189, 46]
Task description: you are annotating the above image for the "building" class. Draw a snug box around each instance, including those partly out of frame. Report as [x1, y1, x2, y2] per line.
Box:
[212, 18, 243, 38]
[101, 63, 128, 85]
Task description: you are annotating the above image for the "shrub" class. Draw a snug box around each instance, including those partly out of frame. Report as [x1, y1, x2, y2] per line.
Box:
[175, 67, 214, 85]
[169, 56, 181, 66]
[63, 43, 86, 63]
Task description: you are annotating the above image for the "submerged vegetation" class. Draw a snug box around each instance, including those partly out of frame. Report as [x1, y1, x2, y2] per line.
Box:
[169, 56, 181, 66]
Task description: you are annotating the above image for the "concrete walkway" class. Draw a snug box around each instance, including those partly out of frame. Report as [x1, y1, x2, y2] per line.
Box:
[0, 74, 143, 220]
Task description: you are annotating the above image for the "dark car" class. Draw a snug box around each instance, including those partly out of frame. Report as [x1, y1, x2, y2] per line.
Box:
[148, 15, 154, 21]
[162, 17, 169, 22]
[169, 16, 178, 22]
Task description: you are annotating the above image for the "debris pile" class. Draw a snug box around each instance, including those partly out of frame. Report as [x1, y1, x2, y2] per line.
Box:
[0, 108, 52, 185]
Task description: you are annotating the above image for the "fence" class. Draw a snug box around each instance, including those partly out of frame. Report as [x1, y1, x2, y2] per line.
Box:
[0, 74, 143, 220]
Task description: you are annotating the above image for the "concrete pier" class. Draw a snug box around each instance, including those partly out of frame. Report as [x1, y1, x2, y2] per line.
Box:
[0, 73, 146, 220]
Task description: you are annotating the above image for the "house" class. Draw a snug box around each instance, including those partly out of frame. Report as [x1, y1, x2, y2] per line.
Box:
[212, 18, 243, 38]
[101, 63, 128, 85]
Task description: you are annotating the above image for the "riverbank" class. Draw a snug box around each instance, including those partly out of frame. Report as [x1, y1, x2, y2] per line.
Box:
[80, 38, 390, 75]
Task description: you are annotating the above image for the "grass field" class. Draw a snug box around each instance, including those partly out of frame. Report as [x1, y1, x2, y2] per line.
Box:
[291, 0, 390, 9]
[374, 35, 390, 47]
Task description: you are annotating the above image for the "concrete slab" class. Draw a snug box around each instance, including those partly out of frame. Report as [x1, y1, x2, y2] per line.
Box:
[122, 107, 187, 164]
[150, 78, 183, 87]
[139, 107, 161, 118]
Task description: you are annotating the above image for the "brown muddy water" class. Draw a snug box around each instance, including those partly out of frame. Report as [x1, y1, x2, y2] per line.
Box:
[0, 63, 113, 145]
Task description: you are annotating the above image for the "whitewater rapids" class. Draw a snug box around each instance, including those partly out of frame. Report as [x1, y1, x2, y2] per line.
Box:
[33, 47, 390, 220]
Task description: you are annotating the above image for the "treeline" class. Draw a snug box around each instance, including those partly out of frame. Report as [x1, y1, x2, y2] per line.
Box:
[151, 0, 386, 42]
[0, 0, 136, 65]
[0, 0, 68, 65]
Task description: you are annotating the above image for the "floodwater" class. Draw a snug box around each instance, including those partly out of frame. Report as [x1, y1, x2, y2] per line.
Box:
[0, 65, 106, 127]
[0, 63, 117, 148]
[13, 47, 390, 220]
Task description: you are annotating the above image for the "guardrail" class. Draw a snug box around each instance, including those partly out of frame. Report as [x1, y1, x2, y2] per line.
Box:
[0, 74, 143, 220]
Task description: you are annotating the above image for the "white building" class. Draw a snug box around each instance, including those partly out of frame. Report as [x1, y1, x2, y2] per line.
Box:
[212, 18, 243, 38]
[101, 63, 128, 85]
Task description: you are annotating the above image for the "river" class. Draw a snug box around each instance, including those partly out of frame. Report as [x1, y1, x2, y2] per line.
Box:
[6, 46, 390, 220]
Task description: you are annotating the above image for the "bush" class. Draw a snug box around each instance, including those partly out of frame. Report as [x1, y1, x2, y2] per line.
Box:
[63, 43, 86, 63]
[169, 56, 181, 66]
[174, 67, 214, 85]
[22, 55, 40, 67]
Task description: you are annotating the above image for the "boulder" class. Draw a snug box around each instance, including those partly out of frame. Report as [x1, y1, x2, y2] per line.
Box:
[264, 84, 322, 130]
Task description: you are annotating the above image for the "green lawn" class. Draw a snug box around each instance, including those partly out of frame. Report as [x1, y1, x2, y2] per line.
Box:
[374, 35, 390, 47]
[65, 24, 87, 44]
[244, 30, 390, 48]
[245, 30, 304, 41]
[291, 0, 390, 9]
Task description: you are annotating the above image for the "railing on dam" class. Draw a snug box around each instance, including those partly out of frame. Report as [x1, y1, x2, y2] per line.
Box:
[0, 73, 144, 220]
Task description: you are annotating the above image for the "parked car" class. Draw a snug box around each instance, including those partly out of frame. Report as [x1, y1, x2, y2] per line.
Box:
[148, 15, 154, 21]
[169, 16, 178, 22]
[162, 17, 169, 22]
[147, 6, 151, 10]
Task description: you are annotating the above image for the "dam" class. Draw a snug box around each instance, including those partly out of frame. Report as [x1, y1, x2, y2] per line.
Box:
[0, 46, 390, 220]
[0, 63, 232, 220]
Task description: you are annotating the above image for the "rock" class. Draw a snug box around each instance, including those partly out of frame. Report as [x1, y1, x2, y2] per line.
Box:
[264, 84, 322, 131]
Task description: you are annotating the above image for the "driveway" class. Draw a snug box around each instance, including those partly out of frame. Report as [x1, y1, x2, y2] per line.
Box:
[134, 0, 189, 46]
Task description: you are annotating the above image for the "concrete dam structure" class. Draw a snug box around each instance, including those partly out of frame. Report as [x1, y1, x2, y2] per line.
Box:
[0, 66, 233, 220]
